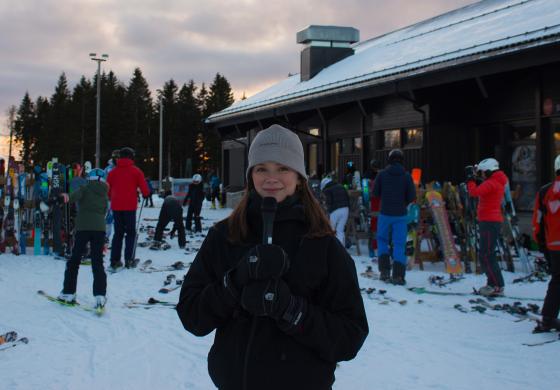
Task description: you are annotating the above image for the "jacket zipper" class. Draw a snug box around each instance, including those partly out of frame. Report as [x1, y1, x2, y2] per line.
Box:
[242, 316, 258, 390]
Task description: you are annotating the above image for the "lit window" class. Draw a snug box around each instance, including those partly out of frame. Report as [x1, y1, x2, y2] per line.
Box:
[384, 129, 400, 149]
[404, 128, 423, 148]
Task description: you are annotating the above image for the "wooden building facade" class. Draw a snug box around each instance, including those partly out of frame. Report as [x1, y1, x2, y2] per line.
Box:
[207, 1, 560, 211]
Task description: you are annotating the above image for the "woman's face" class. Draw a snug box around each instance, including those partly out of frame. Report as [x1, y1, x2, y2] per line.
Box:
[251, 162, 300, 203]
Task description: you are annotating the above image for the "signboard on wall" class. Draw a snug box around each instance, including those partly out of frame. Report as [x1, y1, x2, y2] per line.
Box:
[511, 144, 537, 211]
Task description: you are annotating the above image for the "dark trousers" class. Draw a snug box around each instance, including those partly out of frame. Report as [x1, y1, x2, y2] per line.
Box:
[479, 221, 504, 288]
[110, 210, 136, 264]
[143, 194, 154, 207]
[185, 204, 202, 232]
[63, 231, 106, 296]
[542, 250, 560, 319]
[155, 213, 186, 247]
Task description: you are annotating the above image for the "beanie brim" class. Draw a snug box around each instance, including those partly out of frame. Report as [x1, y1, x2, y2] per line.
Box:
[246, 148, 307, 180]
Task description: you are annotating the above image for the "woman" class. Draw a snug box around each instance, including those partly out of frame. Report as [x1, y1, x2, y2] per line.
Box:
[176, 124, 368, 390]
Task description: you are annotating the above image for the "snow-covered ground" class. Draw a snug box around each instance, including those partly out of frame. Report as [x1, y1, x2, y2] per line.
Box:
[1, 198, 557, 390]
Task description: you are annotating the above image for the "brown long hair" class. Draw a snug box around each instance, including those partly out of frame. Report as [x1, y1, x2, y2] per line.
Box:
[226, 174, 334, 243]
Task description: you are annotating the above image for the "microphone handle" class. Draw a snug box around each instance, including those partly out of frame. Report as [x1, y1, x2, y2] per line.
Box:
[262, 217, 273, 244]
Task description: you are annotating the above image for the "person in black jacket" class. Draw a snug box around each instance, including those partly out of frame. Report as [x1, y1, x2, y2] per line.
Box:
[373, 149, 416, 284]
[183, 174, 205, 233]
[176, 124, 368, 390]
[152, 190, 186, 249]
[320, 177, 350, 246]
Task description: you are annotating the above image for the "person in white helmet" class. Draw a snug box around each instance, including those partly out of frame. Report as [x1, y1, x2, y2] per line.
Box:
[183, 173, 205, 233]
[466, 157, 508, 296]
[531, 154, 560, 332]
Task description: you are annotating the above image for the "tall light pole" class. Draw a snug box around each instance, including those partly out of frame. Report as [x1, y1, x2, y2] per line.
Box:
[89, 52, 109, 168]
[159, 96, 164, 192]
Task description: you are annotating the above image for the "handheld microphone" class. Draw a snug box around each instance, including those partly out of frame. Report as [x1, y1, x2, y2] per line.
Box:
[261, 197, 278, 244]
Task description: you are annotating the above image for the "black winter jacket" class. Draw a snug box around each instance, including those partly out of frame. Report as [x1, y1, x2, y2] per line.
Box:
[183, 182, 205, 208]
[322, 182, 350, 213]
[159, 195, 182, 220]
[373, 162, 416, 216]
[176, 194, 368, 390]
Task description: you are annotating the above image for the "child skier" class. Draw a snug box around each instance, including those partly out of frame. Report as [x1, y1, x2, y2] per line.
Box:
[58, 168, 109, 309]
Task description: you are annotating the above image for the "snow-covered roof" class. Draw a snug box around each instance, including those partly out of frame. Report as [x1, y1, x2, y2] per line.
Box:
[208, 0, 560, 123]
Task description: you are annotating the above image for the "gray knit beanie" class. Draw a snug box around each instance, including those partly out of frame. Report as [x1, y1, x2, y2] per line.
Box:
[247, 124, 307, 180]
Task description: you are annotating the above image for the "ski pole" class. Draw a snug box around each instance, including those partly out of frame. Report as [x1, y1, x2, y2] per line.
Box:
[131, 199, 144, 261]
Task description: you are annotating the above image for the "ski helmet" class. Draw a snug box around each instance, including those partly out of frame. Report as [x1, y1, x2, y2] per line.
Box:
[388, 149, 404, 163]
[192, 174, 202, 183]
[320, 177, 332, 191]
[477, 158, 499, 172]
[111, 149, 120, 159]
[369, 159, 380, 169]
[88, 168, 106, 181]
[555, 155, 560, 174]
[119, 147, 135, 159]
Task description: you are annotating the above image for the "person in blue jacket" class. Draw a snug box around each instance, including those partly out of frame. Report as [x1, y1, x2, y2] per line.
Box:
[373, 149, 416, 284]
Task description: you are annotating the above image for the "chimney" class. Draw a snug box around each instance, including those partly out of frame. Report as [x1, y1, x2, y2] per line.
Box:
[297, 25, 359, 82]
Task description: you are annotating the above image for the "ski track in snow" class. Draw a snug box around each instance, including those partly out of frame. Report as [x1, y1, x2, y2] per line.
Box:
[0, 198, 557, 390]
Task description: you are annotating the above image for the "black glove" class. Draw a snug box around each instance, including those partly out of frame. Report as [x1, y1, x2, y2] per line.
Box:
[227, 244, 290, 289]
[241, 278, 307, 328]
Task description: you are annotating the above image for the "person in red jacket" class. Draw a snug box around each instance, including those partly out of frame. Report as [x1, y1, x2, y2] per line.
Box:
[106, 147, 150, 269]
[466, 157, 508, 296]
[532, 155, 560, 332]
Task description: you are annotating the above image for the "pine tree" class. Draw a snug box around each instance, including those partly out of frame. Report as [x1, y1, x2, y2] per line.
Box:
[159, 80, 179, 177]
[69, 76, 96, 164]
[177, 80, 201, 177]
[14, 93, 36, 163]
[124, 68, 153, 172]
[47, 73, 72, 161]
[33, 96, 51, 165]
[202, 73, 235, 174]
[100, 71, 126, 166]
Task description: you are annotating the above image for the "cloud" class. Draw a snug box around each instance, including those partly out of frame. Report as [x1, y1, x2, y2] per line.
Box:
[0, 0, 475, 139]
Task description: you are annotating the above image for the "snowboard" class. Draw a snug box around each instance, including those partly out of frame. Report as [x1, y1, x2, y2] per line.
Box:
[426, 190, 463, 274]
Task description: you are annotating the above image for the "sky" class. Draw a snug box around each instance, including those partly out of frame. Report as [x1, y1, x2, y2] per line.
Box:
[0, 0, 476, 160]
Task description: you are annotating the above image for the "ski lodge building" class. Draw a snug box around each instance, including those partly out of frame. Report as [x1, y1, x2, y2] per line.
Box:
[206, 0, 560, 212]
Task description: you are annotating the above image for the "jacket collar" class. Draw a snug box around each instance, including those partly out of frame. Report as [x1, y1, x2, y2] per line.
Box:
[116, 158, 134, 167]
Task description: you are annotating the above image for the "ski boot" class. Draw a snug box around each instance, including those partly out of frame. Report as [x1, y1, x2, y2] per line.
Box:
[477, 285, 504, 297]
[150, 240, 163, 250]
[57, 292, 77, 304]
[391, 261, 406, 286]
[125, 258, 139, 269]
[95, 295, 107, 309]
[378, 254, 391, 282]
[109, 261, 124, 273]
[533, 317, 560, 333]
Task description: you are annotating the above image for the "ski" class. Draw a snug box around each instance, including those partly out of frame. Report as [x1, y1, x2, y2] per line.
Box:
[408, 287, 544, 301]
[124, 297, 176, 308]
[139, 261, 189, 273]
[37, 290, 103, 315]
[522, 336, 560, 347]
[0, 337, 29, 351]
[159, 278, 183, 294]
